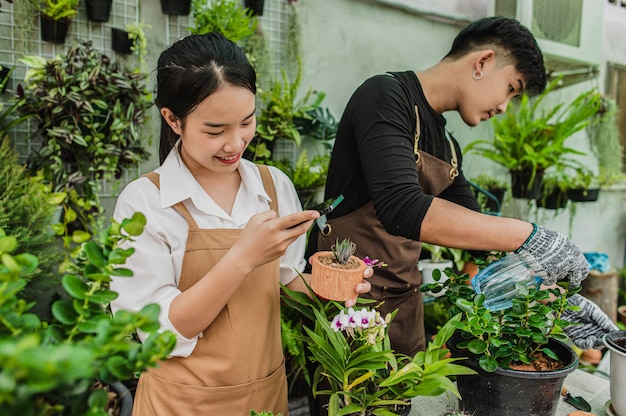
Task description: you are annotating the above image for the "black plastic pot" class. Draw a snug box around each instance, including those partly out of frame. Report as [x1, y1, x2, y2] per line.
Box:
[86, 0, 113, 22]
[40, 15, 70, 44]
[0, 65, 10, 93]
[536, 187, 568, 210]
[160, 0, 191, 16]
[511, 169, 543, 199]
[244, 0, 265, 16]
[108, 381, 133, 416]
[448, 332, 578, 416]
[111, 28, 133, 55]
[567, 188, 600, 202]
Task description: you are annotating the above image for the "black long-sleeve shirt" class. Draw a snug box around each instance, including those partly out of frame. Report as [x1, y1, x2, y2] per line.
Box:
[306, 70, 481, 260]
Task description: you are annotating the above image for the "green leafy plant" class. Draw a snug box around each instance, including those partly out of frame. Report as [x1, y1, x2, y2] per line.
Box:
[587, 96, 626, 186]
[248, 59, 325, 163]
[0, 212, 176, 415]
[331, 237, 357, 265]
[189, 0, 256, 43]
[421, 259, 580, 373]
[421, 244, 470, 271]
[16, 41, 153, 253]
[465, 78, 602, 190]
[281, 278, 475, 415]
[286, 150, 329, 208]
[0, 138, 65, 318]
[35, 0, 78, 21]
[126, 21, 151, 72]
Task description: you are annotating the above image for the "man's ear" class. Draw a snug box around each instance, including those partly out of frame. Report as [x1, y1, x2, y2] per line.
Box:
[475, 49, 496, 73]
[160, 107, 182, 135]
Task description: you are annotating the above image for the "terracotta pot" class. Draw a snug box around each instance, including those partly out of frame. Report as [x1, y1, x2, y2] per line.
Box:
[310, 251, 366, 301]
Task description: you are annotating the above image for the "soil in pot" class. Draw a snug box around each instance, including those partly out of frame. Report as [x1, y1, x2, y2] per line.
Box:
[448, 332, 578, 416]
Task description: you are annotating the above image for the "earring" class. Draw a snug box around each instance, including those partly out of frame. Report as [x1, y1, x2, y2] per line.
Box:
[472, 70, 483, 80]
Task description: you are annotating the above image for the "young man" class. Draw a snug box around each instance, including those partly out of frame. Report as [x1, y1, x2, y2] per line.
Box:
[306, 16, 614, 359]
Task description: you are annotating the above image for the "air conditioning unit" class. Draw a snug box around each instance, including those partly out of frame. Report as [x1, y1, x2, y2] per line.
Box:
[488, 0, 604, 72]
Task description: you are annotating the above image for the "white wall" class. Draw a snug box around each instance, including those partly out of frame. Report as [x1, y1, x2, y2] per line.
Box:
[295, 0, 626, 268]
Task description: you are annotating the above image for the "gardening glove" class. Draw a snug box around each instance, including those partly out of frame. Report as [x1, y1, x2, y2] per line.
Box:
[515, 224, 589, 287]
[561, 294, 619, 350]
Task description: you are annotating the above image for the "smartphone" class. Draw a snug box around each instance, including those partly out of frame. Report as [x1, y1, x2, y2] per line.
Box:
[312, 194, 344, 216]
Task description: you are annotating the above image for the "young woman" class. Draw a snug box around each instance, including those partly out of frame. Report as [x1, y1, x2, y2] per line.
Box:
[110, 33, 371, 415]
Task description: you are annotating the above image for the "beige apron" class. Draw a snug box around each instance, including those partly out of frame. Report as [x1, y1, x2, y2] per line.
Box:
[133, 166, 289, 416]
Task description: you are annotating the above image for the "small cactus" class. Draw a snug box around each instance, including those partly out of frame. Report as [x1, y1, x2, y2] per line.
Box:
[331, 237, 356, 264]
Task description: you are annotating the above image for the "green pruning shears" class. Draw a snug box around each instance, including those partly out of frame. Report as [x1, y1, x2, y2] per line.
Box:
[315, 194, 344, 232]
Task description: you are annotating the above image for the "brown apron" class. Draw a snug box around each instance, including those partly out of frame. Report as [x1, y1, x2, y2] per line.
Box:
[133, 166, 289, 416]
[317, 114, 456, 356]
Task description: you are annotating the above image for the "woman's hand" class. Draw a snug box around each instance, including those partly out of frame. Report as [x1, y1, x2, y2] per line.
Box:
[230, 210, 319, 274]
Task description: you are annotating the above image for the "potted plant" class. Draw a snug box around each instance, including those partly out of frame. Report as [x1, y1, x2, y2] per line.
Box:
[160, 0, 191, 16]
[85, 0, 112, 22]
[418, 243, 455, 293]
[15, 41, 153, 255]
[0, 64, 10, 94]
[244, 0, 265, 16]
[0, 212, 176, 415]
[189, 0, 256, 42]
[536, 169, 569, 210]
[111, 22, 150, 69]
[465, 78, 602, 199]
[34, 0, 79, 44]
[286, 150, 329, 209]
[247, 59, 325, 164]
[281, 279, 476, 415]
[310, 237, 368, 301]
[587, 96, 625, 187]
[422, 260, 581, 416]
[565, 168, 600, 202]
[469, 173, 508, 214]
[603, 331, 626, 416]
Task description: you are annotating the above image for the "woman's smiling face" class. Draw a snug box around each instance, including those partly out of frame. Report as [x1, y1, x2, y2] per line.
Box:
[171, 83, 257, 176]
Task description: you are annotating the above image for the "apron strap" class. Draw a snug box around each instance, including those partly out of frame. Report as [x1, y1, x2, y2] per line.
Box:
[256, 164, 279, 212]
[142, 172, 200, 231]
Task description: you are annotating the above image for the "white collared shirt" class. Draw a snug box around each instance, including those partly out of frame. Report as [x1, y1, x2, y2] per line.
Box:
[110, 144, 307, 357]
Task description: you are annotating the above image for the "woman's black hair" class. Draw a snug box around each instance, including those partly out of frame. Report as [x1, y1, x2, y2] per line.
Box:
[444, 16, 547, 96]
[155, 32, 257, 164]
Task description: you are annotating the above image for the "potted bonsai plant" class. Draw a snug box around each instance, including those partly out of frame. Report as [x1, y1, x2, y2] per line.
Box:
[422, 259, 581, 416]
[465, 78, 602, 199]
[0, 212, 176, 415]
[34, 0, 78, 44]
[281, 278, 476, 416]
[310, 237, 367, 301]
